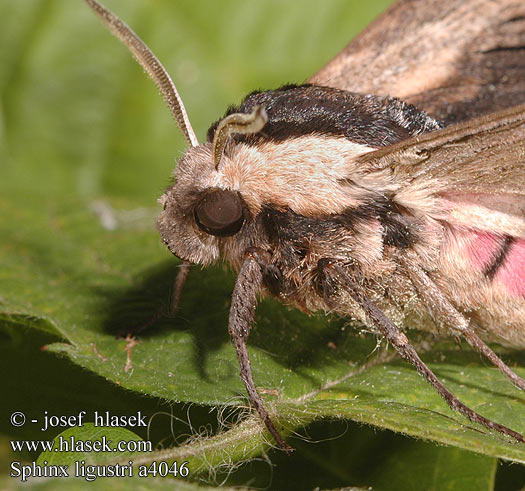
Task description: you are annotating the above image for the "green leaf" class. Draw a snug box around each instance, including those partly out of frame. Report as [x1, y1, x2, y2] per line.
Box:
[1, 0, 524, 482]
[219, 420, 501, 490]
[368, 441, 498, 491]
[36, 424, 144, 466]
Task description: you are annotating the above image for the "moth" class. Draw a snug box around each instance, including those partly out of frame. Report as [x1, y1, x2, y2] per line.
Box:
[84, 0, 525, 452]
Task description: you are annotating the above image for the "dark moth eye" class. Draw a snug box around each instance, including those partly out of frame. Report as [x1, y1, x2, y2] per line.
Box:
[194, 189, 245, 237]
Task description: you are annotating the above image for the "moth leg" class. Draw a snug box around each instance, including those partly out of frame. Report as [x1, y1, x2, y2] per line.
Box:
[229, 248, 293, 453]
[169, 261, 191, 316]
[316, 259, 524, 443]
[116, 261, 191, 337]
[400, 253, 525, 392]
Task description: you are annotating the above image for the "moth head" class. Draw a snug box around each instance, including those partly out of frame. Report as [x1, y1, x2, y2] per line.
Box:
[157, 106, 268, 265]
[82, 0, 267, 265]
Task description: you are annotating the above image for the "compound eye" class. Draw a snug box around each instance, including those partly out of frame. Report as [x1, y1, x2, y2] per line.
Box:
[194, 189, 245, 237]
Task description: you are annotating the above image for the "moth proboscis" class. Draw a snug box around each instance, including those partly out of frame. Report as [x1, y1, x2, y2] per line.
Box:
[84, 0, 525, 453]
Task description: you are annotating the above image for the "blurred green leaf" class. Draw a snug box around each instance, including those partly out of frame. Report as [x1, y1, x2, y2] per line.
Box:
[1, 1, 524, 487]
[370, 443, 497, 491]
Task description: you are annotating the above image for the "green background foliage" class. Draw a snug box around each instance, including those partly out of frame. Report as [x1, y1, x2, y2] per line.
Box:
[1, 0, 524, 489]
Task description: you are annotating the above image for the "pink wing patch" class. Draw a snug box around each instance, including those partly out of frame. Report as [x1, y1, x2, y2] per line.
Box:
[494, 238, 525, 297]
[448, 227, 525, 298]
[461, 229, 502, 271]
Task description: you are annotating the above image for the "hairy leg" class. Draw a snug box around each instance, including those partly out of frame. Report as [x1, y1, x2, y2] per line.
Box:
[400, 251, 525, 391]
[229, 248, 293, 453]
[316, 258, 524, 443]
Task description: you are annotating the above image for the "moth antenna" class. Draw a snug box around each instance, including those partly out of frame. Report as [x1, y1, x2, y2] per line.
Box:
[84, 0, 198, 147]
[213, 105, 268, 170]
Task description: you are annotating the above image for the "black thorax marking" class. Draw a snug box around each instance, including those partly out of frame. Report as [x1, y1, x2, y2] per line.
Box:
[260, 200, 419, 293]
[207, 84, 441, 148]
[337, 196, 418, 249]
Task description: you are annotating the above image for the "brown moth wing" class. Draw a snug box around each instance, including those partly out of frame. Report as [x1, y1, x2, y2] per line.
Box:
[358, 103, 525, 206]
[310, 0, 525, 124]
[355, 104, 525, 243]
[357, 105, 525, 347]
[359, 104, 525, 233]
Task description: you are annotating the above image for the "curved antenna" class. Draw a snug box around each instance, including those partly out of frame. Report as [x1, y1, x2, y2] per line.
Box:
[212, 106, 268, 170]
[84, 0, 198, 147]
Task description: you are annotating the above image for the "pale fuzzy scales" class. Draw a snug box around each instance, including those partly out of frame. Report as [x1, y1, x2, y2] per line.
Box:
[216, 136, 377, 216]
[440, 198, 525, 238]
